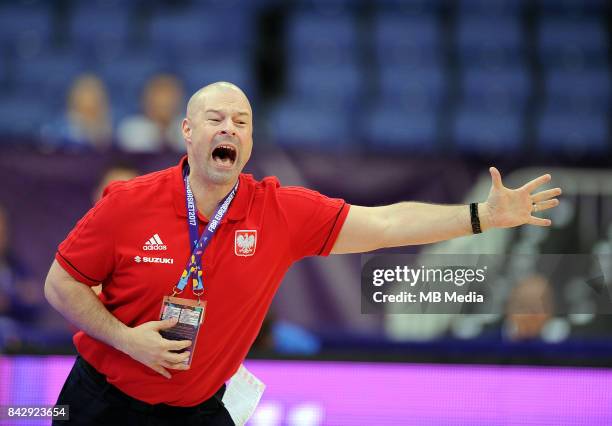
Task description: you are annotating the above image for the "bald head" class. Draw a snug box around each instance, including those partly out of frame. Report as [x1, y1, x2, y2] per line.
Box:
[186, 82, 252, 120]
[181, 81, 254, 187]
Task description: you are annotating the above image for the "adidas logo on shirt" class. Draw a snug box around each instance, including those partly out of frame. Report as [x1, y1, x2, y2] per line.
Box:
[143, 234, 167, 251]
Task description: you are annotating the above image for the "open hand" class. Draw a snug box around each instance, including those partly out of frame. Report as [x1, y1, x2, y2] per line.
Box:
[120, 317, 192, 379]
[484, 167, 562, 229]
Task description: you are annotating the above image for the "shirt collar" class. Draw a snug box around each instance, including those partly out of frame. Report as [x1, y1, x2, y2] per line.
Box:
[172, 155, 252, 222]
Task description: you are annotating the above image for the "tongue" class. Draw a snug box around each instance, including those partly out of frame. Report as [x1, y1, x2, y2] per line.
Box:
[214, 155, 232, 166]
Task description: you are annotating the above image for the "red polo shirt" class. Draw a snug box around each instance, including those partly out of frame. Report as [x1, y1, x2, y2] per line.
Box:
[56, 156, 350, 406]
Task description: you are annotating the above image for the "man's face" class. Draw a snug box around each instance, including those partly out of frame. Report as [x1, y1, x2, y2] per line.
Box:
[183, 88, 253, 185]
[70, 77, 109, 121]
[146, 82, 183, 125]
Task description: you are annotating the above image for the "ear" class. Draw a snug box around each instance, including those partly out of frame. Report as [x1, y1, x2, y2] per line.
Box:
[181, 118, 192, 142]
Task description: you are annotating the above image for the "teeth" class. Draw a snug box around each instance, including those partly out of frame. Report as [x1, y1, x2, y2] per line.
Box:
[212, 144, 236, 166]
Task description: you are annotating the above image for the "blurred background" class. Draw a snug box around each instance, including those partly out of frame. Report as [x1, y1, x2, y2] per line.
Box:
[0, 0, 611, 424]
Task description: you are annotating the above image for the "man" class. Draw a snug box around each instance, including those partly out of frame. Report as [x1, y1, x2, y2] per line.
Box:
[116, 74, 186, 153]
[92, 162, 140, 204]
[42, 74, 113, 151]
[45, 82, 561, 425]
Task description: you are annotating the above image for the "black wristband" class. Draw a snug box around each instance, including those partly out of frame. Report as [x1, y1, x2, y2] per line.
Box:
[470, 203, 482, 234]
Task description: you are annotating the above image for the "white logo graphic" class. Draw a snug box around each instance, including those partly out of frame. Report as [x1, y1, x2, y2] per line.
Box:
[143, 233, 167, 251]
[235, 230, 257, 256]
[134, 256, 174, 264]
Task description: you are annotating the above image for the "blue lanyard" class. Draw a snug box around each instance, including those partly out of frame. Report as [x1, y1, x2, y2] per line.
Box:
[174, 167, 238, 296]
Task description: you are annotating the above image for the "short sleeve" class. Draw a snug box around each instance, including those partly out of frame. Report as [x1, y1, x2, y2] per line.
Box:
[278, 187, 350, 260]
[55, 194, 117, 286]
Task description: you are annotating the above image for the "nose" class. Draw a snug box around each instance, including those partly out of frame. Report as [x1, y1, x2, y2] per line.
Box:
[218, 128, 237, 137]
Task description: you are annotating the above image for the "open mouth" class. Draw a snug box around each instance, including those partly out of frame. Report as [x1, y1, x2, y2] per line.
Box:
[212, 144, 237, 167]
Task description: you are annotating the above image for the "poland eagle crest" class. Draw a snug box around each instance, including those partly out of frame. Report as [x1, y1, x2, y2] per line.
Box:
[235, 230, 257, 256]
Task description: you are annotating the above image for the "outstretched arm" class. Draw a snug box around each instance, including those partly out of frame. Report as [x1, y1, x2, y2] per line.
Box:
[331, 167, 561, 254]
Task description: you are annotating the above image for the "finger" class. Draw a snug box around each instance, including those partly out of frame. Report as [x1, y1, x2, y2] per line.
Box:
[531, 187, 562, 203]
[154, 317, 179, 331]
[152, 365, 172, 379]
[161, 359, 190, 371]
[164, 339, 192, 351]
[534, 199, 559, 212]
[522, 174, 551, 193]
[528, 216, 552, 227]
[489, 167, 503, 190]
[163, 350, 191, 364]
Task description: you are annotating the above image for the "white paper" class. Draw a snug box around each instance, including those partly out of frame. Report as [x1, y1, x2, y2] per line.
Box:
[222, 364, 266, 426]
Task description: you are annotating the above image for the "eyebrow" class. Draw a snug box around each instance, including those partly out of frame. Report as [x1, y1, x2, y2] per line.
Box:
[205, 109, 250, 117]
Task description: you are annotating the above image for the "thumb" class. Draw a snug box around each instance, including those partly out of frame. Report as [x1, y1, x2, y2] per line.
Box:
[489, 167, 503, 190]
[155, 317, 179, 331]
[152, 365, 172, 379]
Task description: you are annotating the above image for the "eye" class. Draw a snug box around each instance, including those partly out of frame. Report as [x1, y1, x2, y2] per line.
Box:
[209, 118, 221, 123]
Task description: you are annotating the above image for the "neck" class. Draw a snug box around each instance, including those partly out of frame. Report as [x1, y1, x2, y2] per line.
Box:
[188, 173, 237, 220]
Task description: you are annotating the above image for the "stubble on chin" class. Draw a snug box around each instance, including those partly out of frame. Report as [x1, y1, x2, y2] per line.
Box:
[205, 169, 236, 185]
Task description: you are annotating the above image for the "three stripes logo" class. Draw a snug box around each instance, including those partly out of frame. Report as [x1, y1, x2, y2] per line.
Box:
[143, 233, 167, 251]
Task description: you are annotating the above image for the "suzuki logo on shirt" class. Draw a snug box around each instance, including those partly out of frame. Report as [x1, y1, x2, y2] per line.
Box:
[134, 255, 174, 264]
[143, 233, 167, 251]
[235, 230, 257, 257]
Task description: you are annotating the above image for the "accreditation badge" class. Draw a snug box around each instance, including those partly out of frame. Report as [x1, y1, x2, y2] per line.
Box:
[158, 296, 206, 367]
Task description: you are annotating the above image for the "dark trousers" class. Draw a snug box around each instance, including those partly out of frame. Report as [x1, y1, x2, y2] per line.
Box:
[53, 355, 235, 426]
